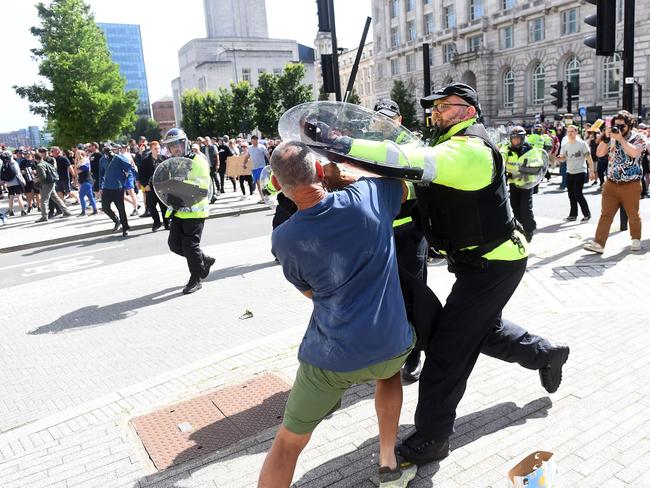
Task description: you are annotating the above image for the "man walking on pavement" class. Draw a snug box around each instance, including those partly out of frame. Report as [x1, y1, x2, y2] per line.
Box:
[98, 144, 131, 237]
[259, 141, 418, 488]
[243, 135, 270, 203]
[139, 141, 169, 231]
[558, 125, 596, 222]
[161, 128, 215, 294]
[34, 151, 71, 221]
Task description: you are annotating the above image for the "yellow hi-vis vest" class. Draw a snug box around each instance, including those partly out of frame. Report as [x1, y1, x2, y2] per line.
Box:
[166, 153, 211, 219]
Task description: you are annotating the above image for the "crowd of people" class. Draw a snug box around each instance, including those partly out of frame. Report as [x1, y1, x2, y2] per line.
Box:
[0, 134, 281, 227]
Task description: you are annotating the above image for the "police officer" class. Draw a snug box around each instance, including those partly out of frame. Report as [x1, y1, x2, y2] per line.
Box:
[374, 98, 427, 382]
[311, 83, 570, 465]
[161, 128, 215, 294]
[503, 126, 538, 242]
[526, 124, 553, 152]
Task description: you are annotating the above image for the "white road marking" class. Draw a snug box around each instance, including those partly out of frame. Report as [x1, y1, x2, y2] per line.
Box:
[0, 244, 124, 272]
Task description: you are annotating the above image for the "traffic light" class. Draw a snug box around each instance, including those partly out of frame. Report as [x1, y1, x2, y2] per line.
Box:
[584, 0, 616, 56]
[550, 81, 564, 109]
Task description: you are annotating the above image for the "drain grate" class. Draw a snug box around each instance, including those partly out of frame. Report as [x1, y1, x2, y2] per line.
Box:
[131, 373, 291, 470]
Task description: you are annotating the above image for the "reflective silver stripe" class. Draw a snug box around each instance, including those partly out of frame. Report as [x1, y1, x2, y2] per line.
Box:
[385, 142, 401, 167]
[421, 151, 437, 182]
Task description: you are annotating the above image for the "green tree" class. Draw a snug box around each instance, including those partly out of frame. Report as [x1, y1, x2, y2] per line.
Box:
[277, 63, 313, 111]
[128, 117, 161, 142]
[230, 81, 256, 136]
[390, 80, 420, 131]
[14, 0, 137, 147]
[254, 72, 282, 137]
[318, 85, 330, 101]
[214, 87, 234, 137]
[180, 89, 207, 139]
[346, 87, 361, 105]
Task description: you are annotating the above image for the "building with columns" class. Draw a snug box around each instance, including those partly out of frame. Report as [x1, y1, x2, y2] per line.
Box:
[371, 0, 650, 126]
[171, 0, 316, 124]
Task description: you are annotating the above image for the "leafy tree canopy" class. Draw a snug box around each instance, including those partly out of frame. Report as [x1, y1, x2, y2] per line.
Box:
[14, 0, 137, 147]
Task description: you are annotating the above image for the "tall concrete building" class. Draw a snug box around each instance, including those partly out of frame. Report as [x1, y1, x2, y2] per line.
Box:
[98, 23, 151, 118]
[172, 0, 316, 125]
[371, 0, 650, 125]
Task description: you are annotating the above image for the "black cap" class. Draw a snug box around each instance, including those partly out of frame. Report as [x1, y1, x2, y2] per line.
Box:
[420, 82, 481, 116]
[374, 99, 401, 118]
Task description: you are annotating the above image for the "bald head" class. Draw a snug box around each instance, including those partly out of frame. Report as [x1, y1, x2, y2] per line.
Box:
[270, 141, 317, 192]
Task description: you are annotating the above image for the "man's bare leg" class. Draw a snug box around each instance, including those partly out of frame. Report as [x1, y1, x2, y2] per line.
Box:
[375, 372, 403, 469]
[258, 426, 312, 487]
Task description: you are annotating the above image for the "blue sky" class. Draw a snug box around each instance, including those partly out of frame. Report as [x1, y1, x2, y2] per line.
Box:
[1, 0, 371, 132]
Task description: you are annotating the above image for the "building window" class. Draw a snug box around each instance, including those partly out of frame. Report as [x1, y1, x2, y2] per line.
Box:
[407, 0, 415, 12]
[258, 68, 266, 75]
[469, 0, 483, 21]
[428, 46, 434, 66]
[424, 13, 434, 35]
[443, 5, 456, 29]
[390, 0, 399, 18]
[391, 27, 400, 47]
[561, 8, 579, 36]
[442, 42, 455, 63]
[603, 53, 621, 99]
[503, 69, 514, 108]
[198, 76, 206, 92]
[391, 58, 400, 75]
[502, 0, 515, 9]
[500, 26, 513, 49]
[532, 63, 545, 105]
[528, 18, 544, 43]
[377, 63, 384, 79]
[616, 0, 624, 23]
[407, 20, 417, 41]
[273, 68, 282, 75]
[423, 0, 431, 4]
[242, 68, 251, 82]
[468, 34, 482, 52]
[565, 57, 581, 99]
[406, 54, 416, 72]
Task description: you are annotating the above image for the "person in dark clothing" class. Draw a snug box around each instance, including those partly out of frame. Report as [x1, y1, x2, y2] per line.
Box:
[139, 141, 169, 231]
[99, 145, 131, 237]
[88, 142, 103, 199]
[201, 136, 221, 200]
[217, 136, 237, 192]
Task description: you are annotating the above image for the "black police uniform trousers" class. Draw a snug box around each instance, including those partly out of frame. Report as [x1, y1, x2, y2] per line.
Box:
[509, 185, 536, 236]
[395, 222, 429, 360]
[146, 189, 168, 227]
[168, 216, 206, 276]
[415, 257, 555, 441]
[101, 188, 129, 230]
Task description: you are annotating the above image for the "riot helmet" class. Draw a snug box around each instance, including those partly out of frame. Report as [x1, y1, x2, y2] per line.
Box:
[162, 128, 190, 157]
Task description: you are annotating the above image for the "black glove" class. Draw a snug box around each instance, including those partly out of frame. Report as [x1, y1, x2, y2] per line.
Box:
[303, 121, 353, 154]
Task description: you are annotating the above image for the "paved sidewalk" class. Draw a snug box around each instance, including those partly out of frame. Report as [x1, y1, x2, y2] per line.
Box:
[0, 191, 267, 253]
[1, 217, 649, 487]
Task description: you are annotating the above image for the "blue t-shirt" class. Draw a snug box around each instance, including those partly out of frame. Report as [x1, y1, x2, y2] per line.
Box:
[271, 178, 413, 372]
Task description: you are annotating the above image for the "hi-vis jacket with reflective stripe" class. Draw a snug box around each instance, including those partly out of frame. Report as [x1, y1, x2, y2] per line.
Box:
[166, 153, 211, 219]
[346, 118, 527, 262]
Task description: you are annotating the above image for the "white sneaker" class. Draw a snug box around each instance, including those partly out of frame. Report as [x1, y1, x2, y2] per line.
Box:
[583, 240, 604, 254]
[631, 239, 642, 251]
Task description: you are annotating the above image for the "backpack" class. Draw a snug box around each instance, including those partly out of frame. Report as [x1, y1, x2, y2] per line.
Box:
[1, 161, 16, 182]
[43, 162, 59, 183]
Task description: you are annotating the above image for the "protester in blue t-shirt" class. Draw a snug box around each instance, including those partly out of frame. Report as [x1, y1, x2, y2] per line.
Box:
[258, 141, 417, 488]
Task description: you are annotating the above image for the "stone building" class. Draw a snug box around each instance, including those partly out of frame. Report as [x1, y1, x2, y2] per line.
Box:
[171, 0, 316, 124]
[338, 42, 376, 109]
[371, 0, 650, 126]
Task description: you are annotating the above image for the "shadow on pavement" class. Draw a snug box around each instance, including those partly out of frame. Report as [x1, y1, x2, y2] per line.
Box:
[27, 262, 278, 335]
[22, 233, 125, 256]
[27, 287, 181, 334]
[132, 390, 551, 488]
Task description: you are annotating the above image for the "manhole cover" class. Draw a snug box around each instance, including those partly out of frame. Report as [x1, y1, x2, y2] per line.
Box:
[131, 373, 290, 470]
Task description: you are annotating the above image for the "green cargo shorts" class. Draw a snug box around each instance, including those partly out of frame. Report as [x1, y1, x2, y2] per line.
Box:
[283, 345, 414, 435]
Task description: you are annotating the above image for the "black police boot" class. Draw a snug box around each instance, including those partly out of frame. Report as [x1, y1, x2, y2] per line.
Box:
[111, 222, 121, 233]
[539, 344, 570, 393]
[397, 431, 450, 465]
[201, 256, 216, 279]
[401, 350, 422, 382]
[182, 273, 202, 295]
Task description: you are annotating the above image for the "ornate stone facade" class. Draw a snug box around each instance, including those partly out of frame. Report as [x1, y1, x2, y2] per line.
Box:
[371, 0, 650, 125]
